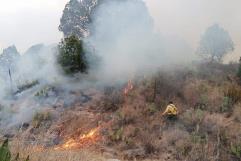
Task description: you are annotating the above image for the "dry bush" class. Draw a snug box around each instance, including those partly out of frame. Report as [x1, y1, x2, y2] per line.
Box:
[141, 71, 186, 103]
[233, 104, 241, 122]
[122, 125, 139, 149]
[139, 131, 161, 155]
[161, 128, 190, 147]
[185, 143, 208, 161]
[117, 105, 140, 126]
[183, 80, 203, 107]
[180, 109, 205, 132]
[183, 79, 224, 111]
[208, 86, 224, 112]
[101, 86, 124, 112]
[195, 62, 238, 81]
[145, 103, 159, 115]
[200, 114, 224, 136]
[108, 105, 143, 144]
[154, 72, 184, 101]
[123, 125, 138, 138]
[224, 84, 241, 104]
[32, 111, 52, 128]
[174, 137, 192, 160]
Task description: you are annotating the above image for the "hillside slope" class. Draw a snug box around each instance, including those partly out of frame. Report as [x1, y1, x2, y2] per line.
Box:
[1, 62, 240, 161]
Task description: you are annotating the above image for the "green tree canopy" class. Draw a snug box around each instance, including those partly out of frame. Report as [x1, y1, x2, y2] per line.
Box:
[58, 35, 88, 75]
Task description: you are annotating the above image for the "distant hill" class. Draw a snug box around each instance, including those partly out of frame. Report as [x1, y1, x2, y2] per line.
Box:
[24, 44, 45, 56]
[0, 45, 20, 75]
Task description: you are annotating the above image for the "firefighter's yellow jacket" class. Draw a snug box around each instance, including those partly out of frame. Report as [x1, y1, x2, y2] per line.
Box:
[162, 104, 178, 116]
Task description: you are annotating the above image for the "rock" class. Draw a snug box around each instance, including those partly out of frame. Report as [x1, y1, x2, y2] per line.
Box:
[3, 133, 14, 139]
[53, 136, 61, 145]
[101, 147, 118, 158]
[102, 152, 114, 159]
[21, 123, 30, 130]
[123, 148, 145, 160]
[100, 128, 109, 136]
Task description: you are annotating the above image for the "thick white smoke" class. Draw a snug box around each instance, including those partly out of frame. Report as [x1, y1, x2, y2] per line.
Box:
[87, 0, 194, 83]
[0, 45, 63, 130]
[0, 0, 195, 130]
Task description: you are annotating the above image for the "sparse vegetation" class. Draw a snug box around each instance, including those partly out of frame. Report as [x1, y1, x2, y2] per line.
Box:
[93, 62, 241, 160]
[3, 62, 241, 161]
[34, 86, 55, 97]
[15, 80, 39, 94]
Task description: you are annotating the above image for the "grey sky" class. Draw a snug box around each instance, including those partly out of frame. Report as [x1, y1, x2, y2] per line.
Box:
[146, 0, 241, 61]
[0, 0, 240, 60]
[0, 0, 69, 53]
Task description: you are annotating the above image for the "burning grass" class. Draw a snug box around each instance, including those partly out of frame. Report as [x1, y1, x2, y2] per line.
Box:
[54, 127, 101, 150]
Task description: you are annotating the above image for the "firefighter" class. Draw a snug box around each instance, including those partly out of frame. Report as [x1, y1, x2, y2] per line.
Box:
[162, 101, 178, 120]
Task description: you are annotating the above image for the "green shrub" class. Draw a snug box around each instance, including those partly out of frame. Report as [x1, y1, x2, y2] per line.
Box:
[0, 140, 29, 161]
[231, 143, 241, 159]
[110, 127, 123, 142]
[221, 96, 233, 112]
[0, 139, 11, 161]
[58, 35, 88, 75]
[32, 111, 52, 128]
[35, 86, 54, 97]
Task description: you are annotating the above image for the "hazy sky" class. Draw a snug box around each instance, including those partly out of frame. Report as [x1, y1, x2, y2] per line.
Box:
[0, 0, 240, 60]
[0, 0, 69, 52]
[146, 0, 241, 61]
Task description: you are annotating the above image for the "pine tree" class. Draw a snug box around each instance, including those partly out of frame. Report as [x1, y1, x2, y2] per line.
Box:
[59, 0, 98, 38]
[58, 35, 88, 75]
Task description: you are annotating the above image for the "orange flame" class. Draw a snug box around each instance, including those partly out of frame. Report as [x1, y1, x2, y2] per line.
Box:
[54, 127, 100, 150]
[124, 80, 134, 95]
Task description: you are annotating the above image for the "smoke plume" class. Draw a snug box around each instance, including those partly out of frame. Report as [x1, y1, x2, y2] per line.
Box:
[87, 0, 193, 83]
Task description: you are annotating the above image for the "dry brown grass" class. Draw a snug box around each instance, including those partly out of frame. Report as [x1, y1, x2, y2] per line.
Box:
[233, 104, 241, 122]
[20, 150, 105, 161]
[10, 140, 106, 161]
[183, 79, 224, 111]
[6, 62, 241, 161]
